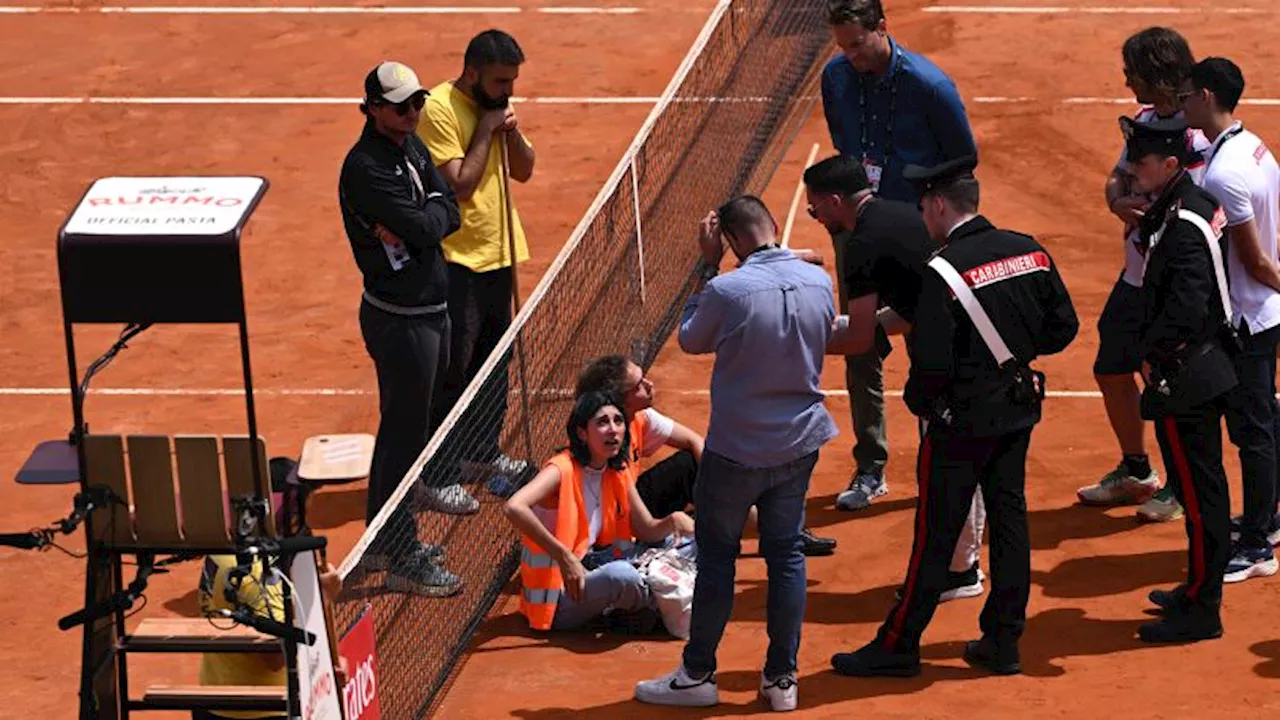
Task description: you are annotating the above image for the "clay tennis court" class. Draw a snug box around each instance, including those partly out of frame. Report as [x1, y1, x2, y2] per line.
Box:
[2, 0, 1279, 717]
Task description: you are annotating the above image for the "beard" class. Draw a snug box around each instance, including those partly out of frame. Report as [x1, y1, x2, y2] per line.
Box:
[472, 81, 510, 110]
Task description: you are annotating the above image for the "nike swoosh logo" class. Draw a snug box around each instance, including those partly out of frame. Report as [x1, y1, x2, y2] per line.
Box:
[669, 678, 711, 691]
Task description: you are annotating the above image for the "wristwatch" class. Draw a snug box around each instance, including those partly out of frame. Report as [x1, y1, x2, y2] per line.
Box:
[698, 260, 719, 282]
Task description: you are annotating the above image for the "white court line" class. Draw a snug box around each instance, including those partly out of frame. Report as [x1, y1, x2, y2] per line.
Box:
[0, 5, 646, 14]
[0, 387, 371, 396]
[925, 5, 1265, 14]
[2, 95, 1280, 106]
[0, 95, 662, 105]
[0, 386, 1106, 398]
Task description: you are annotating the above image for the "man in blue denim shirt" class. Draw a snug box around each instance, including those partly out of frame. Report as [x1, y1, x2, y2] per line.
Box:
[634, 197, 838, 712]
[819, 0, 977, 515]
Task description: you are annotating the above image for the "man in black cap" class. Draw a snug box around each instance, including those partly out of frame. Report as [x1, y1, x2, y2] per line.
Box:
[806, 153, 989, 603]
[1122, 114, 1237, 642]
[829, 154, 1078, 678]
[338, 60, 465, 596]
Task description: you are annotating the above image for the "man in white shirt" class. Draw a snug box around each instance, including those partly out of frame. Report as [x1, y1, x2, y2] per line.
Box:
[1078, 27, 1211, 523]
[1183, 56, 1280, 583]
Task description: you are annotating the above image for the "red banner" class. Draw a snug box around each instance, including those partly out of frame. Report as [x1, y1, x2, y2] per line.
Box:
[338, 604, 381, 720]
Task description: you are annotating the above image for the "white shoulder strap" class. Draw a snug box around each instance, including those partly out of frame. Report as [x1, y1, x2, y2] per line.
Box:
[1176, 208, 1232, 322]
[926, 255, 1015, 366]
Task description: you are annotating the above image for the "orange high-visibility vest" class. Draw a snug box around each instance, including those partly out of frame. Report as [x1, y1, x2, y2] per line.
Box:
[518, 450, 635, 630]
[629, 410, 652, 462]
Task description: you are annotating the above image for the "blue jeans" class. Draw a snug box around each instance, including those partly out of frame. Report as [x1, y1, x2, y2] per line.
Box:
[682, 449, 817, 679]
[1225, 322, 1280, 549]
[551, 560, 650, 630]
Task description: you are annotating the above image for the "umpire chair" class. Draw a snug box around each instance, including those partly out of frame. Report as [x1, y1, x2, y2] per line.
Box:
[50, 176, 338, 719]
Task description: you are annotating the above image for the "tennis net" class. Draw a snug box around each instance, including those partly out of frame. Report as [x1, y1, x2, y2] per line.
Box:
[333, 0, 834, 715]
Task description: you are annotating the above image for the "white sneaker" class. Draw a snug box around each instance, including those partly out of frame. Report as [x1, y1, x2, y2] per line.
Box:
[420, 483, 479, 515]
[1136, 486, 1183, 523]
[941, 566, 986, 602]
[759, 672, 797, 712]
[1076, 464, 1160, 506]
[634, 665, 718, 707]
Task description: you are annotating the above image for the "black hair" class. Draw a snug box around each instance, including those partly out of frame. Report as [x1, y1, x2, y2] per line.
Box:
[804, 154, 871, 196]
[826, 0, 884, 30]
[464, 29, 525, 70]
[1122, 27, 1195, 98]
[716, 195, 775, 243]
[575, 355, 631, 399]
[929, 178, 980, 214]
[565, 391, 630, 471]
[1191, 57, 1245, 113]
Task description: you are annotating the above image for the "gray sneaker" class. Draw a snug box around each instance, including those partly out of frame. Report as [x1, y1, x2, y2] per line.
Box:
[363, 541, 445, 573]
[460, 452, 531, 480]
[419, 482, 480, 515]
[836, 471, 888, 512]
[386, 549, 462, 597]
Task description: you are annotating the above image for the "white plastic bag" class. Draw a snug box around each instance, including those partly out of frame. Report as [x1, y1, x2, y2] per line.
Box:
[635, 541, 697, 639]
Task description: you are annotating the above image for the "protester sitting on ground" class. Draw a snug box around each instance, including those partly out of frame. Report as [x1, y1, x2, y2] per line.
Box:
[503, 390, 695, 631]
[575, 354, 838, 557]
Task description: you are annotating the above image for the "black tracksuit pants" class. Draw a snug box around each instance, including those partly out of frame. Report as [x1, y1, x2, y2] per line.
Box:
[1154, 402, 1232, 612]
[876, 426, 1033, 654]
[359, 300, 450, 554]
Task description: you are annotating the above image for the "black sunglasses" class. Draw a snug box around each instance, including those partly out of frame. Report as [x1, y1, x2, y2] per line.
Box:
[375, 94, 426, 116]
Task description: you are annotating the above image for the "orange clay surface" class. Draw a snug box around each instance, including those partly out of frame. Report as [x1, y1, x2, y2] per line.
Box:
[3, 0, 1280, 718]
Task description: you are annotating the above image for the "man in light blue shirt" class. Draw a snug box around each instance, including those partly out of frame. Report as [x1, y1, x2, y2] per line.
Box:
[635, 196, 838, 712]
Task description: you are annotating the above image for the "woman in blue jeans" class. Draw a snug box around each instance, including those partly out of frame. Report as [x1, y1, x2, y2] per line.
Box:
[503, 391, 694, 631]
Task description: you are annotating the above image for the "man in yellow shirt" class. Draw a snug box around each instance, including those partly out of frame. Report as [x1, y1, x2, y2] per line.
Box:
[420, 29, 536, 506]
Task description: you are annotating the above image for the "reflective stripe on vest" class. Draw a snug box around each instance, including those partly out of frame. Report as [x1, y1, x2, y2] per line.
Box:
[522, 587, 563, 605]
[521, 546, 556, 569]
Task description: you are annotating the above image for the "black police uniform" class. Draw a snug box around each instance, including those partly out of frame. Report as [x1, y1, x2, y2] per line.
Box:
[832, 155, 1079, 678]
[1124, 117, 1237, 642]
[338, 69, 461, 580]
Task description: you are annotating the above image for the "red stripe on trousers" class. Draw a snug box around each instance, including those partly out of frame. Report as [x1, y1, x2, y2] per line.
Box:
[1163, 416, 1206, 600]
[885, 435, 932, 650]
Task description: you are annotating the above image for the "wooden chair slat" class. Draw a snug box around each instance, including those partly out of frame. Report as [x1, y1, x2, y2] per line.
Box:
[222, 436, 276, 538]
[126, 435, 182, 544]
[83, 435, 133, 545]
[174, 436, 229, 546]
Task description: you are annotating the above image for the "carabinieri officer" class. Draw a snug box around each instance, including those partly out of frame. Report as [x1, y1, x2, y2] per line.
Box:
[830, 155, 1078, 678]
[1123, 115, 1238, 643]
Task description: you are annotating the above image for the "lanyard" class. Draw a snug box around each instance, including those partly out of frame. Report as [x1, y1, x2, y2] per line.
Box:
[402, 143, 426, 203]
[858, 45, 902, 164]
[1204, 122, 1246, 172]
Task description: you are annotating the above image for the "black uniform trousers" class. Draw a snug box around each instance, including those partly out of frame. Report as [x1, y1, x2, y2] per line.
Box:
[359, 300, 450, 555]
[1153, 400, 1231, 612]
[430, 262, 513, 462]
[875, 424, 1033, 655]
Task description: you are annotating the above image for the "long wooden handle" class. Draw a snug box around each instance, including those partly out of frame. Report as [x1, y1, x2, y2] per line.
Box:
[501, 134, 522, 314]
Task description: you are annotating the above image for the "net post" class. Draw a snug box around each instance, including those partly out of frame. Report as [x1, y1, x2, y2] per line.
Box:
[631, 157, 646, 305]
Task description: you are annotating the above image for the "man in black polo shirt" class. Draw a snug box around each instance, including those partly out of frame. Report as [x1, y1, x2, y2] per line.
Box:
[339, 60, 464, 596]
[805, 153, 986, 603]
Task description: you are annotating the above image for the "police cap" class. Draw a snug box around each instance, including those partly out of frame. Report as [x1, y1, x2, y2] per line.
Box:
[903, 154, 979, 195]
[1120, 115, 1195, 164]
